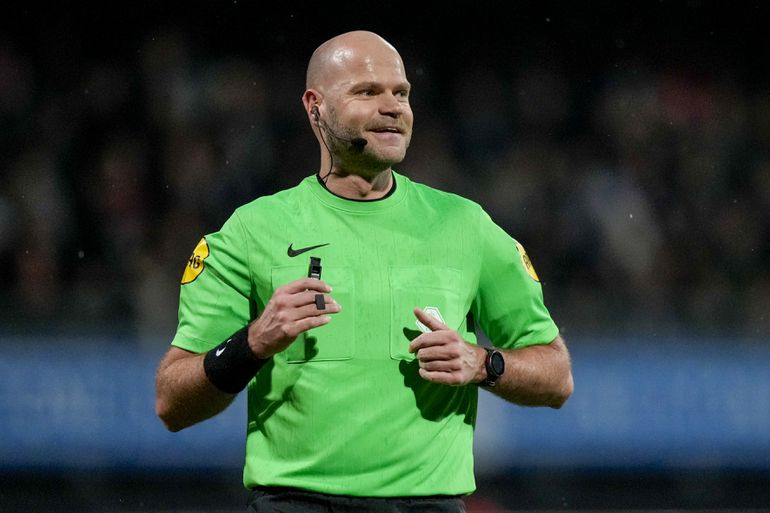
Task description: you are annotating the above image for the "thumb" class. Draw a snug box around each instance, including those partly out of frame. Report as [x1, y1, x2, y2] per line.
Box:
[413, 307, 449, 332]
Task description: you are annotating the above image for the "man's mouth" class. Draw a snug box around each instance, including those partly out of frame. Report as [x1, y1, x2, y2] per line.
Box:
[371, 126, 402, 134]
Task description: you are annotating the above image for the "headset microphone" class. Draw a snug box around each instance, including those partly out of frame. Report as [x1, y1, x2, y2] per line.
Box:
[313, 106, 367, 149]
[327, 126, 368, 149]
[347, 136, 368, 149]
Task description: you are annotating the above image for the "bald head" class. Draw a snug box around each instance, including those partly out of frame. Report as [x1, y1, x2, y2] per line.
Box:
[302, 30, 413, 182]
[306, 31, 404, 91]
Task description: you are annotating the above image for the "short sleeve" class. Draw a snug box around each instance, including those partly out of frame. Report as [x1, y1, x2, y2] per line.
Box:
[471, 209, 559, 349]
[171, 212, 254, 353]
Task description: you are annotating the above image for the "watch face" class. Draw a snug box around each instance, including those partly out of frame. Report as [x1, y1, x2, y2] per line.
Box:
[490, 351, 505, 376]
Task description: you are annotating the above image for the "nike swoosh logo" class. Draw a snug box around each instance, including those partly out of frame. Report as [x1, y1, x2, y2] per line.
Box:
[215, 339, 231, 357]
[287, 243, 330, 257]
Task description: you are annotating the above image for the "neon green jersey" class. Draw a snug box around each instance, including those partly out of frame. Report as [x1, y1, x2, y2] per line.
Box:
[172, 172, 559, 497]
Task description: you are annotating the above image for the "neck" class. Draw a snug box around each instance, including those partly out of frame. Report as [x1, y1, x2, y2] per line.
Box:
[322, 169, 393, 200]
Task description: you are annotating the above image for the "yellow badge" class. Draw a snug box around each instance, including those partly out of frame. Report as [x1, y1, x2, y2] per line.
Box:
[516, 241, 540, 282]
[181, 237, 209, 284]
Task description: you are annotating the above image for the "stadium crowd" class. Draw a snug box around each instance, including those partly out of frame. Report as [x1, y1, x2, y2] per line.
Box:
[1, 19, 768, 344]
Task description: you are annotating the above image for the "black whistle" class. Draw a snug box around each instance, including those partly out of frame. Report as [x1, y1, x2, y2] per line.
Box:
[308, 257, 322, 280]
[308, 257, 325, 310]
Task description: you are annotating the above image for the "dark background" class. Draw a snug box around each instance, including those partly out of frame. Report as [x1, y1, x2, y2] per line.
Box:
[3, 1, 769, 337]
[1, 1, 769, 511]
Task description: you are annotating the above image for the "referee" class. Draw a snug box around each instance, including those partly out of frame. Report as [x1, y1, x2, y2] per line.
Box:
[155, 30, 573, 513]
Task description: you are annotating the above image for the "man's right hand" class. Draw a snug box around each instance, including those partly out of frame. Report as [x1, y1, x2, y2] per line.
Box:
[246, 277, 340, 359]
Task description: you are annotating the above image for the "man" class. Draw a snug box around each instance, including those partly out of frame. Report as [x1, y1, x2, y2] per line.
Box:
[155, 30, 573, 512]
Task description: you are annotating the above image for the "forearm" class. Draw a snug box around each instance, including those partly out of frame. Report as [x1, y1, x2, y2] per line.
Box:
[488, 335, 573, 408]
[155, 349, 236, 432]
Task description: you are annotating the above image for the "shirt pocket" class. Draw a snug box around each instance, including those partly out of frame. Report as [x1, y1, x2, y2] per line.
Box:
[389, 266, 464, 361]
[270, 265, 355, 363]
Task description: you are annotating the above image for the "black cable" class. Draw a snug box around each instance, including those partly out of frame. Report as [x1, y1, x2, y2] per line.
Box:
[318, 119, 335, 184]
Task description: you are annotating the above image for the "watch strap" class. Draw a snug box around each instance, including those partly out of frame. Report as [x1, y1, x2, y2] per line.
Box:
[482, 347, 504, 387]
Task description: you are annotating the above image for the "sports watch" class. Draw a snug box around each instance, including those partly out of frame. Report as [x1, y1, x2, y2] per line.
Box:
[481, 347, 505, 387]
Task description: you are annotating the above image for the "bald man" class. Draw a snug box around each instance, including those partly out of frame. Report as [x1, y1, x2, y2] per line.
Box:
[156, 31, 573, 512]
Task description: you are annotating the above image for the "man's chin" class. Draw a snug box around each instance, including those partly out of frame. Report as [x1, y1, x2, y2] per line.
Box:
[374, 147, 407, 166]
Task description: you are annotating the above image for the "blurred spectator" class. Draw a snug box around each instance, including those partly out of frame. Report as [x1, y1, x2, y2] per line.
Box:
[1, 14, 768, 342]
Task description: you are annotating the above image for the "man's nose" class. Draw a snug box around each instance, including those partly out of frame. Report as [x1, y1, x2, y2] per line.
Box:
[378, 94, 405, 116]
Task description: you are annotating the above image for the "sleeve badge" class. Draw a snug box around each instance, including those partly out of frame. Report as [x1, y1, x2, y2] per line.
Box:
[181, 237, 209, 284]
[515, 241, 540, 282]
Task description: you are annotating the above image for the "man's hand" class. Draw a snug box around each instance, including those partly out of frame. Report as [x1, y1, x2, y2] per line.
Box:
[247, 278, 341, 359]
[408, 307, 486, 386]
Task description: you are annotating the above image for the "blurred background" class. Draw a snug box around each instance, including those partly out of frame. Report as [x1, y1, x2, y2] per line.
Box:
[1, 1, 769, 511]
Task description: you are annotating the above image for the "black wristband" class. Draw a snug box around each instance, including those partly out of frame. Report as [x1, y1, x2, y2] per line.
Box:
[203, 325, 269, 394]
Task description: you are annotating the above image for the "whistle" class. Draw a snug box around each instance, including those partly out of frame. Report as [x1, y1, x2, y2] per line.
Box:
[308, 257, 324, 309]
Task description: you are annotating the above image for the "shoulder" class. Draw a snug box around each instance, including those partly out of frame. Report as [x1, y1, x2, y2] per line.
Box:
[401, 173, 484, 217]
[399, 174, 515, 245]
[231, 178, 309, 221]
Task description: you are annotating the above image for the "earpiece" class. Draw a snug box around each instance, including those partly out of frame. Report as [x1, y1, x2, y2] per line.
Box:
[311, 105, 320, 123]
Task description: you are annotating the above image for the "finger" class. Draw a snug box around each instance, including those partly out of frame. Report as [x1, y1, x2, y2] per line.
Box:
[287, 290, 338, 309]
[408, 332, 450, 353]
[413, 345, 453, 362]
[418, 359, 461, 372]
[279, 277, 332, 295]
[413, 307, 449, 332]
[418, 368, 464, 386]
[294, 298, 342, 319]
[290, 315, 332, 336]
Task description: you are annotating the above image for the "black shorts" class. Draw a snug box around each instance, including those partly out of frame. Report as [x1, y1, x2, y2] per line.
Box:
[247, 486, 467, 513]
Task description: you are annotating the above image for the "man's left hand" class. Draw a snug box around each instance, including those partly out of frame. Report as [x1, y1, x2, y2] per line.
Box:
[408, 307, 487, 386]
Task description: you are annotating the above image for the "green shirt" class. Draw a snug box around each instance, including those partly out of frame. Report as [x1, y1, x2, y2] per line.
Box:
[172, 172, 559, 496]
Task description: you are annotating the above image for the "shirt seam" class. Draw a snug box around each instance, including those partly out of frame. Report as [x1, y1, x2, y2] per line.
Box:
[233, 209, 255, 296]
